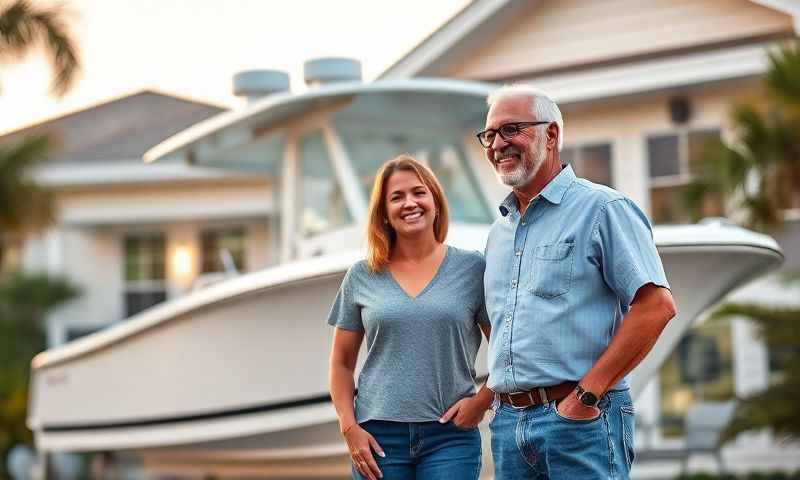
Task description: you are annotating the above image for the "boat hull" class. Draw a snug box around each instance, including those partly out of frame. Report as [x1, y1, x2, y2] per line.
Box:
[28, 224, 783, 477]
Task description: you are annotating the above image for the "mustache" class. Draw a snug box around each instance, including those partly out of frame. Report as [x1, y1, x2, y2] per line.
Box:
[495, 146, 523, 160]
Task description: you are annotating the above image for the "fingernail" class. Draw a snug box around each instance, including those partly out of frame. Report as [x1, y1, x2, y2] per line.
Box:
[378, 451, 386, 458]
[438, 418, 445, 423]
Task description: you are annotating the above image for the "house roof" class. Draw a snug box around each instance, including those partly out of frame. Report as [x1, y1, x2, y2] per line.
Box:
[380, 0, 800, 80]
[0, 91, 225, 164]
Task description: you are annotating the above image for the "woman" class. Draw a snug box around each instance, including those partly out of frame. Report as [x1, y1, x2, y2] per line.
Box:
[328, 155, 493, 480]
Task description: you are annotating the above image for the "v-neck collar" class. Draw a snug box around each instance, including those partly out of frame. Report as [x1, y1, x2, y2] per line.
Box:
[387, 245, 451, 300]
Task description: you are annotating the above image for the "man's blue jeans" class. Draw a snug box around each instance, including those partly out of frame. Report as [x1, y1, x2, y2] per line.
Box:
[490, 389, 636, 479]
[353, 420, 481, 479]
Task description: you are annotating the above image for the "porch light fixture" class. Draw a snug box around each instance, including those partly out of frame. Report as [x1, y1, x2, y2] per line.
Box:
[173, 245, 192, 277]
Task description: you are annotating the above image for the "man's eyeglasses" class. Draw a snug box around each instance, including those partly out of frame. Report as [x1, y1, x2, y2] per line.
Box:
[476, 121, 550, 148]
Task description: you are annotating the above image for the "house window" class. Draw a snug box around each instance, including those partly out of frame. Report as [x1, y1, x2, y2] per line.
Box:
[768, 343, 800, 387]
[562, 143, 613, 186]
[647, 129, 724, 224]
[124, 234, 166, 317]
[201, 228, 246, 274]
[299, 130, 351, 236]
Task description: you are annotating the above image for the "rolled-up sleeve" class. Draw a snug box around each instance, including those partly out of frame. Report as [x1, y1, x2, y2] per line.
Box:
[591, 198, 670, 306]
[327, 265, 364, 332]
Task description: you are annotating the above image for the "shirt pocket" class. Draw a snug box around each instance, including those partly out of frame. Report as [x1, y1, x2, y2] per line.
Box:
[529, 242, 574, 298]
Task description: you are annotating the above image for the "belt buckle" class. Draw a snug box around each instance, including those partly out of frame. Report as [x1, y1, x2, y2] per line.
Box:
[507, 391, 534, 410]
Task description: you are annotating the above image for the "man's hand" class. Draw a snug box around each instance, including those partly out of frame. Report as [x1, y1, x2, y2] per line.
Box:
[554, 392, 601, 421]
[440, 395, 492, 428]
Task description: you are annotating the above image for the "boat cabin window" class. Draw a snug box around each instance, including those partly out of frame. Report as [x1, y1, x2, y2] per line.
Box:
[299, 130, 351, 236]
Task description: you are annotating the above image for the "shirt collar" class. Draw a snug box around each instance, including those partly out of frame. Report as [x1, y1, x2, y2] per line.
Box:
[497, 165, 576, 217]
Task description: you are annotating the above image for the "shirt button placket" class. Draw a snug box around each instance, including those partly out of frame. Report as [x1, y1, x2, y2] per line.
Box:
[508, 210, 531, 391]
[504, 216, 525, 388]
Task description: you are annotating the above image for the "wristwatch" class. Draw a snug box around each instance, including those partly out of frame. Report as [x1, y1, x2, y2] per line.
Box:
[575, 385, 599, 407]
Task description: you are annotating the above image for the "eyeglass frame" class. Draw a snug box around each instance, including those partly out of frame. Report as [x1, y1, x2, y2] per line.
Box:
[476, 121, 551, 148]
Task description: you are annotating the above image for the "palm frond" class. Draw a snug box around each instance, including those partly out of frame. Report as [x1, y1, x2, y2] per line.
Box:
[731, 104, 772, 165]
[711, 299, 800, 442]
[722, 365, 800, 442]
[766, 41, 800, 112]
[0, 270, 80, 322]
[710, 302, 800, 347]
[0, 133, 57, 232]
[0, 0, 80, 96]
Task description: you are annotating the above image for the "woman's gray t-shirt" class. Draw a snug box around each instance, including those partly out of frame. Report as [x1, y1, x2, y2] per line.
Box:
[327, 246, 489, 423]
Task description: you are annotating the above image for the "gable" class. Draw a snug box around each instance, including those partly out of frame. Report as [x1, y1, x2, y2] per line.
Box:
[0, 92, 225, 163]
[438, 0, 795, 80]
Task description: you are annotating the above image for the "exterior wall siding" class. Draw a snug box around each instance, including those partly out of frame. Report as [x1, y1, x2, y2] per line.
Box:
[447, 0, 792, 80]
[542, 81, 761, 212]
[54, 180, 273, 227]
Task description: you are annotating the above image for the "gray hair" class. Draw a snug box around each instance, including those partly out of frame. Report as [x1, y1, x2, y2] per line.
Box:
[487, 84, 564, 151]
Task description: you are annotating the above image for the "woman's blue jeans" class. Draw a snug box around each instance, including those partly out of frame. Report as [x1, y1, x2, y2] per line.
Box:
[353, 420, 481, 479]
[490, 389, 636, 479]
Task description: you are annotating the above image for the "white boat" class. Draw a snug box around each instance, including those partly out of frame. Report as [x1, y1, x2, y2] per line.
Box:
[27, 76, 783, 478]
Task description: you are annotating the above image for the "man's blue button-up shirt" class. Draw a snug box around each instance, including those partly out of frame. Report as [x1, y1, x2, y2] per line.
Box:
[484, 165, 669, 393]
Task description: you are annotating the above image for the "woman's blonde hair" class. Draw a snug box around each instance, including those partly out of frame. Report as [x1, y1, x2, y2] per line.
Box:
[365, 154, 449, 272]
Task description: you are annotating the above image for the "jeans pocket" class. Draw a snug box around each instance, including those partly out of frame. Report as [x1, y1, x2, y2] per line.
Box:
[450, 420, 478, 431]
[553, 400, 603, 424]
[620, 404, 636, 469]
[529, 242, 574, 298]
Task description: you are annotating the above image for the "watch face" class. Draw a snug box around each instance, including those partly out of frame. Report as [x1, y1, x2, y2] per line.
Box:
[580, 391, 598, 407]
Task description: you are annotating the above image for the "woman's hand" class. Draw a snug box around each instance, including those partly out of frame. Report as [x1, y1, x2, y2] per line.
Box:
[343, 424, 385, 480]
[439, 394, 491, 429]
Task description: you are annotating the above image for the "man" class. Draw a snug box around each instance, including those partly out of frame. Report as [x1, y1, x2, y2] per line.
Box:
[478, 84, 676, 479]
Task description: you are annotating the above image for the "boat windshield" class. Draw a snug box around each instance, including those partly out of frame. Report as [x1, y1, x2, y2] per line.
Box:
[299, 130, 351, 236]
[336, 124, 491, 224]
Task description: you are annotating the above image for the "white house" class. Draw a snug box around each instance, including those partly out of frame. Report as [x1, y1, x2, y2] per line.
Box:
[1, 90, 277, 346]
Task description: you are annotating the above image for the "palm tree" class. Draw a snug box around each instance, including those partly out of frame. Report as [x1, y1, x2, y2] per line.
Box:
[0, 0, 80, 269]
[686, 42, 800, 230]
[686, 41, 800, 442]
[0, 0, 80, 96]
[765, 41, 800, 117]
[0, 271, 79, 477]
[0, 133, 55, 268]
[0, 3, 80, 474]
[711, 297, 800, 442]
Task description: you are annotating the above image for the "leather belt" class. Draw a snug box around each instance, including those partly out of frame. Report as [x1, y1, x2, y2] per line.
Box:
[497, 382, 577, 409]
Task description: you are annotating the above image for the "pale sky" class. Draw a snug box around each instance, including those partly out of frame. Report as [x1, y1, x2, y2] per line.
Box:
[0, 0, 470, 134]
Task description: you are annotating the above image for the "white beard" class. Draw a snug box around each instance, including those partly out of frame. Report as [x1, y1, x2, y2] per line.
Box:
[495, 134, 546, 187]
